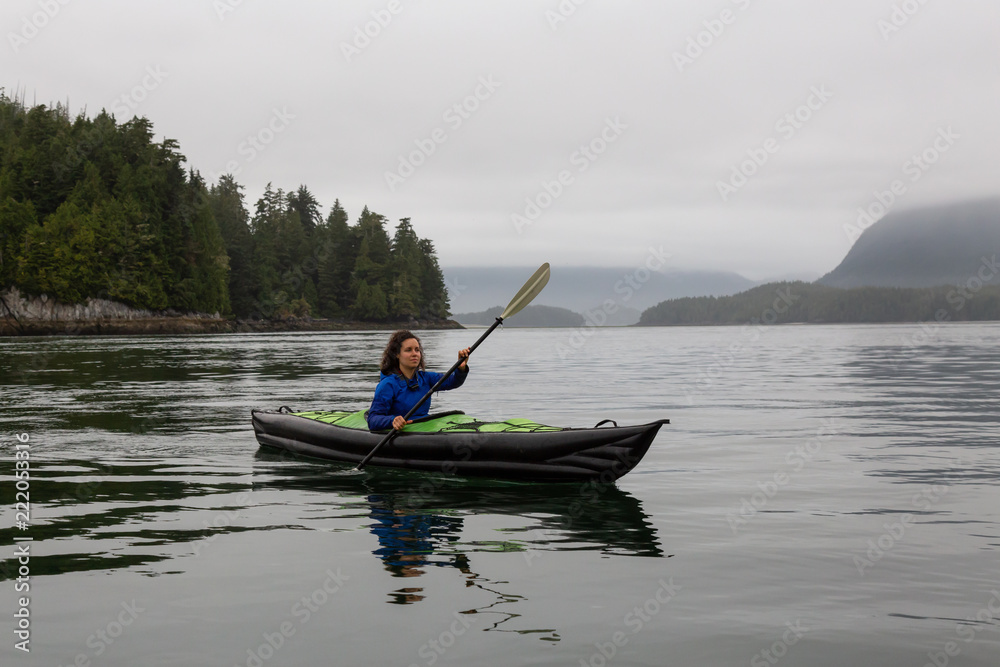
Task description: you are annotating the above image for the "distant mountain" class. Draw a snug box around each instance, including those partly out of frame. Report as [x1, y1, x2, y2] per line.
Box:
[453, 305, 585, 327]
[819, 198, 1000, 288]
[443, 266, 757, 317]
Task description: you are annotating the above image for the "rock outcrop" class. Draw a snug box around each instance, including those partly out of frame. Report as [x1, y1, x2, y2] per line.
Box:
[0, 287, 463, 335]
[0, 287, 222, 335]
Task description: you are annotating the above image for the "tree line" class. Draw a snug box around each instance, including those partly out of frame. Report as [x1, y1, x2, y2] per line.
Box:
[638, 281, 1000, 325]
[0, 92, 450, 321]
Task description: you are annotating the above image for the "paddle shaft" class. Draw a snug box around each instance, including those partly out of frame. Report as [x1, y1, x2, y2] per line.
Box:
[355, 317, 503, 470]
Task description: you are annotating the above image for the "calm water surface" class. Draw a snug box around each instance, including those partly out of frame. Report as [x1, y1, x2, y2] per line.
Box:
[1, 325, 999, 666]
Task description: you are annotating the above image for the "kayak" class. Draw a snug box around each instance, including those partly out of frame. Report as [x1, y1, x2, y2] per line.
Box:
[251, 408, 668, 482]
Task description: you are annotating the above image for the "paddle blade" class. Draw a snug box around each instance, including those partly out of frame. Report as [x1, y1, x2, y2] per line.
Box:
[500, 263, 550, 320]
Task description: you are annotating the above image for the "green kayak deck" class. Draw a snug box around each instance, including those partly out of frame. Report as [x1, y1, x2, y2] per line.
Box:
[292, 409, 565, 433]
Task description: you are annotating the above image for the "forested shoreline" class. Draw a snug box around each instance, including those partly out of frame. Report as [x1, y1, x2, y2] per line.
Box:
[638, 281, 1000, 325]
[0, 93, 453, 328]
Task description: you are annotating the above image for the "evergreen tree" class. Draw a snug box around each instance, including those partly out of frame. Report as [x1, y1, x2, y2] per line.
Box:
[349, 206, 392, 310]
[0, 94, 229, 314]
[249, 182, 318, 318]
[249, 183, 287, 317]
[316, 199, 355, 317]
[353, 279, 388, 320]
[354, 206, 392, 265]
[17, 200, 102, 304]
[210, 175, 256, 317]
[0, 198, 37, 288]
[388, 217, 422, 319]
[285, 185, 321, 311]
[416, 238, 450, 318]
[181, 171, 230, 315]
[1, 92, 455, 324]
[286, 185, 322, 235]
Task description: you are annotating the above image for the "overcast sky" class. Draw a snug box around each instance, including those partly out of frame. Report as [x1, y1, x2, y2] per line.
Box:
[5, 0, 998, 280]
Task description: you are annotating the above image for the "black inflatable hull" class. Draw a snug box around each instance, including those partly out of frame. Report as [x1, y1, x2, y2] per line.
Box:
[251, 410, 668, 482]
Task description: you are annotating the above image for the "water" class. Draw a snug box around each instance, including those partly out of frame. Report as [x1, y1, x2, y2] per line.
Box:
[1, 325, 999, 666]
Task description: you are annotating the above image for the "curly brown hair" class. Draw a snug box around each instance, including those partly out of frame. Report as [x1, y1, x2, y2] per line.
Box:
[380, 330, 426, 375]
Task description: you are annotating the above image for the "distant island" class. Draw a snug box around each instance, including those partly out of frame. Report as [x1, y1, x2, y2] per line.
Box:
[0, 92, 458, 335]
[444, 266, 763, 326]
[640, 199, 1000, 326]
[444, 266, 760, 316]
[454, 305, 585, 327]
[637, 281, 1000, 325]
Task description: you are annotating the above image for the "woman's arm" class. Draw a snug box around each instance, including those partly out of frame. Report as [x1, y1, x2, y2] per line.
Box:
[367, 381, 399, 431]
[430, 348, 471, 392]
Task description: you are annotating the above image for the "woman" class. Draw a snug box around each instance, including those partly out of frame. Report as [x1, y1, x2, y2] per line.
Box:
[367, 330, 471, 432]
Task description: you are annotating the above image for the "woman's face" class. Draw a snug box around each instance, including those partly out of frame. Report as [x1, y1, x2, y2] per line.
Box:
[398, 338, 421, 372]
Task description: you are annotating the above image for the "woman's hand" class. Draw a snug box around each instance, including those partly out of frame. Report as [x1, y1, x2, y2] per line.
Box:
[457, 347, 471, 371]
[392, 416, 412, 431]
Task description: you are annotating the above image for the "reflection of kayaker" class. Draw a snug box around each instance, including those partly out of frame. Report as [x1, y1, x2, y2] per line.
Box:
[364, 498, 557, 637]
[367, 330, 470, 432]
[368, 498, 472, 604]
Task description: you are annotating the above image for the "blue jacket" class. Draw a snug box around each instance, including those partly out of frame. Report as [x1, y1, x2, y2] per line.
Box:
[367, 367, 469, 431]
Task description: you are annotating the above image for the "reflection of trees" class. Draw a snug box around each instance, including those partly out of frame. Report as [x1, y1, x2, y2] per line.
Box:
[0, 458, 252, 581]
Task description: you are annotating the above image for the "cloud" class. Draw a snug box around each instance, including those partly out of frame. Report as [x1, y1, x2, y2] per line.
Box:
[4, 0, 997, 280]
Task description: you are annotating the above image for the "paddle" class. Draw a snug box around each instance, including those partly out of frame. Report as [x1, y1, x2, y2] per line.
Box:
[355, 262, 551, 471]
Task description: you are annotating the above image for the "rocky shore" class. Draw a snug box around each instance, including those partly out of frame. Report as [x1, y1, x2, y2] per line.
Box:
[0, 288, 463, 336]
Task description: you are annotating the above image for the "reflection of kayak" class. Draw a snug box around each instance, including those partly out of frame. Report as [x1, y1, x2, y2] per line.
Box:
[252, 451, 665, 557]
[251, 409, 668, 482]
